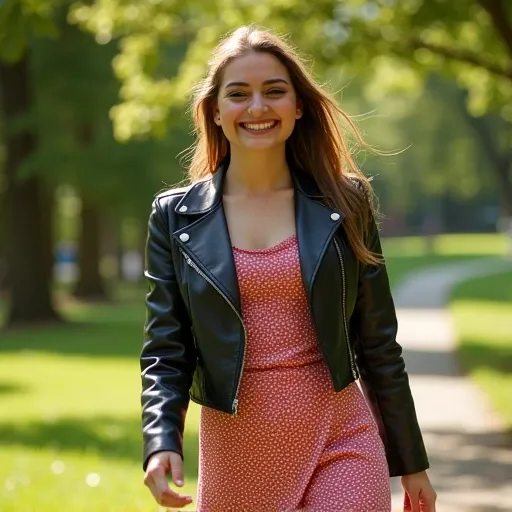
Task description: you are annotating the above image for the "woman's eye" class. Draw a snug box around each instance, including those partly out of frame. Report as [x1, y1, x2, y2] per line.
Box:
[227, 91, 246, 98]
[266, 89, 285, 95]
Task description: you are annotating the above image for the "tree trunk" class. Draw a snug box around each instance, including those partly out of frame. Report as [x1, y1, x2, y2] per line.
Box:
[467, 116, 512, 216]
[72, 122, 108, 300]
[101, 213, 121, 281]
[73, 197, 108, 300]
[0, 191, 8, 292]
[457, 89, 512, 216]
[0, 53, 61, 328]
[40, 184, 55, 280]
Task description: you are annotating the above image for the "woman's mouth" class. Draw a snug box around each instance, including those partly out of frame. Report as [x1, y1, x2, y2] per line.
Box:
[239, 120, 279, 134]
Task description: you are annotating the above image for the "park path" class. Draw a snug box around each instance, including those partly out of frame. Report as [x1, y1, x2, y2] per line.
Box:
[389, 257, 512, 512]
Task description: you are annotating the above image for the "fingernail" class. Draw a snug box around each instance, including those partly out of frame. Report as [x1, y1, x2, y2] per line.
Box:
[176, 479, 183, 486]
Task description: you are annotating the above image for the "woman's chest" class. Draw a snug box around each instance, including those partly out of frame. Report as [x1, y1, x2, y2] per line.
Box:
[223, 192, 296, 251]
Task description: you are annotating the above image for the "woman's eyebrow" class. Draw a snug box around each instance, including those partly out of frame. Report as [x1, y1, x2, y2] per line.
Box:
[224, 78, 289, 88]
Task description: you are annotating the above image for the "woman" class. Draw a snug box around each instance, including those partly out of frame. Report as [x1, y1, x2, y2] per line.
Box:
[141, 25, 437, 512]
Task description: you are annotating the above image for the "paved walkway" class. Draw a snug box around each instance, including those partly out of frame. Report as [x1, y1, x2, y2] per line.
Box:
[389, 257, 512, 512]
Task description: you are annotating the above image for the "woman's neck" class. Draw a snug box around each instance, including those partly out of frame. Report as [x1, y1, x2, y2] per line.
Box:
[223, 147, 292, 196]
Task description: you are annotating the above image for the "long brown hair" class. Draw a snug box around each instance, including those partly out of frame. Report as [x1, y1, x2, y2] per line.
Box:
[187, 25, 383, 265]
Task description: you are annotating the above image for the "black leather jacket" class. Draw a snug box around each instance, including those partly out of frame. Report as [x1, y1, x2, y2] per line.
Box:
[141, 164, 429, 477]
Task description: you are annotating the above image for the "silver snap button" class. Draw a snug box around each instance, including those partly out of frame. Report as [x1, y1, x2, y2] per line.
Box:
[330, 212, 340, 221]
[178, 205, 188, 213]
[179, 233, 190, 242]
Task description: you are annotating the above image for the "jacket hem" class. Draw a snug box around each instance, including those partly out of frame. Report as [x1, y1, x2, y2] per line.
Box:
[333, 372, 357, 392]
[189, 393, 233, 414]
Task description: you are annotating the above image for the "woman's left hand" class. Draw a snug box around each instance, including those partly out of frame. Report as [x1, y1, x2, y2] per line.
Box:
[401, 470, 437, 511]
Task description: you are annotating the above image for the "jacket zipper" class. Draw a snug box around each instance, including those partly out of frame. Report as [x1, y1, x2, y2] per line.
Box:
[333, 238, 358, 380]
[178, 246, 247, 416]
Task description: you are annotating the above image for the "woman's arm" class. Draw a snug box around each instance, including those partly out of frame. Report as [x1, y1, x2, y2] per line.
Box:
[141, 197, 196, 471]
[352, 214, 429, 477]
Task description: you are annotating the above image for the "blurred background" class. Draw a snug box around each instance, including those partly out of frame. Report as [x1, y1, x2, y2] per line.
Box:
[0, 1, 511, 511]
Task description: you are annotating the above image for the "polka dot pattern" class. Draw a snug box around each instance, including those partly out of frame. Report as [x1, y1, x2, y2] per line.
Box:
[197, 235, 391, 511]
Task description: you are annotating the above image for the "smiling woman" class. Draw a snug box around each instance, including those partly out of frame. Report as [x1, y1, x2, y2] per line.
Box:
[140, 25, 437, 512]
[214, 58, 302, 152]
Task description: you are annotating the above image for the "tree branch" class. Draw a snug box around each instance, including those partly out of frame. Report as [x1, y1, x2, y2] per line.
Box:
[477, 0, 512, 57]
[410, 37, 512, 80]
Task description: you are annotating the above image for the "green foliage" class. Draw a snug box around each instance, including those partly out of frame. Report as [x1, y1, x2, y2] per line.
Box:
[0, 0, 62, 62]
[2, 1, 191, 213]
[69, 0, 512, 140]
[0, 0, 508, 224]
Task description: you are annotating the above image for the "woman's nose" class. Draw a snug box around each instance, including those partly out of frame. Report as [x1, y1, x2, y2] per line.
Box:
[248, 95, 269, 117]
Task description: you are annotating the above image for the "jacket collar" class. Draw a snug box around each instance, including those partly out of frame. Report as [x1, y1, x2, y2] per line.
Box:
[171, 161, 345, 318]
[175, 162, 326, 216]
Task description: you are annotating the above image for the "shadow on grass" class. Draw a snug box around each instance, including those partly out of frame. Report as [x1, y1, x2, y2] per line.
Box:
[0, 295, 146, 359]
[0, 415, 199, 480]
[385, 254, 484, 289]
[0, 381, 29, 395]
[0, 322, 143, 359]
[450, 270, 512, 305]
[459, 339, 512, 375]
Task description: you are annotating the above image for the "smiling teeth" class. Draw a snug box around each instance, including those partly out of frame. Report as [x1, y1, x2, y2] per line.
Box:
[243, 121, 276, 130]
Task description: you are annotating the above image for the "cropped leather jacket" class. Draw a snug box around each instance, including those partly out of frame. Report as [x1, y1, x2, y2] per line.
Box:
[141, 164, 429, 477]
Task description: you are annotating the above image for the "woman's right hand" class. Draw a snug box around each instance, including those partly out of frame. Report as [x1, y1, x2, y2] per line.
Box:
[143, 451, 193, 509]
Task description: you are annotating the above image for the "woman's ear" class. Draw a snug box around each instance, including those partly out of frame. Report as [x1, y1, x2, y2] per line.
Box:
[295, 98, 304, 120]
[213, 104, 221, 126]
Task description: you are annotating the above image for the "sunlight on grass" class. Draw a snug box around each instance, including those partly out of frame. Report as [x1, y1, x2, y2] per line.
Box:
[0, 300, 201, 511]
[450, 271, 512, 429]
[383, 232, 509, 257]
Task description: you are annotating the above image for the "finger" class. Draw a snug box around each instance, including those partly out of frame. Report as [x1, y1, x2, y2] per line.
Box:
[154, 465, 171, 498]
[145, 464, 170, 503]
[420, 489, 437, 512]
[404, 492, 412, 512]
[158, 488, 193, 508]
[169, 452, 185, 487]
[409, 490, 421, 512]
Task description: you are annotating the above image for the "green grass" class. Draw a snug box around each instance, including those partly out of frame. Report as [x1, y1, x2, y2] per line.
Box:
[382, 232, 508, 287]
[0, 232, 509, 510]
[0, 300, 201, 512]
[449, 270, 512, 430]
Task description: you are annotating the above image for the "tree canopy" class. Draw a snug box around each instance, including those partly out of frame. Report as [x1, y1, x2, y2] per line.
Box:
[70, 0, 512, 140]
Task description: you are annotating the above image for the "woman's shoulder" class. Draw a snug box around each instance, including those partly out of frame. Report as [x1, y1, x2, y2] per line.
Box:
[153, 173, 215, 210]
[154, 184, 191, 207]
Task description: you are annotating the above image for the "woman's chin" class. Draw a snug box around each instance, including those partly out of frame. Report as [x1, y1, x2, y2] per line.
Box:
[237, 138, 285, 153]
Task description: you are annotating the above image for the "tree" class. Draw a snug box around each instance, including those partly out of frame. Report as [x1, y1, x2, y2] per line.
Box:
[71, 0, 512, 212]
[0, 53, 61, 326]
[0, 0, 68, 327]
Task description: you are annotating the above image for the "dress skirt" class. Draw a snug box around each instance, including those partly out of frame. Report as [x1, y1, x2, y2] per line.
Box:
[196, 235, 391, 512]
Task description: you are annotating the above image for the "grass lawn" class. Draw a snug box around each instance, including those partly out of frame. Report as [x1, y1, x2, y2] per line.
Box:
[382, 232, 508, 287]
[0, 298, 199, 512]
[449, 270, 512, 430]
[0, 232, 509, 511]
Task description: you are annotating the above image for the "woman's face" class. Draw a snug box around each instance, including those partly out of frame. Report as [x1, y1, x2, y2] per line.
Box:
[214, 51, 302, 153]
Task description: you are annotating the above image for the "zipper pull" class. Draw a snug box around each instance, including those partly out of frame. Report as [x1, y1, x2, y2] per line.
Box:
[232, 399, 239, 416]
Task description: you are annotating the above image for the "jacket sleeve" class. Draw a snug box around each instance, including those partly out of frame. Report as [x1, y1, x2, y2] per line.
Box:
[141, 197, 196, 471]
[352, 215, 429, 477]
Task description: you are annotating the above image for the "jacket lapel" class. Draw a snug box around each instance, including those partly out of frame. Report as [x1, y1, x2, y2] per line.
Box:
[292, 170, 345, 307]
[172, 165, 241, 313]
[170, 164, 345, 316]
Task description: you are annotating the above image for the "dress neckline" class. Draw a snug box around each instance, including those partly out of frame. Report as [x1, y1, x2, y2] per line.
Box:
[232, 234, 297, 255]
